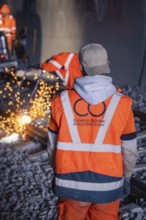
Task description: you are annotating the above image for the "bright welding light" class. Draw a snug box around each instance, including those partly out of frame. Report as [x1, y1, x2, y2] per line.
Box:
[19, 114, 32, 125]
[0, 133, 20, 143]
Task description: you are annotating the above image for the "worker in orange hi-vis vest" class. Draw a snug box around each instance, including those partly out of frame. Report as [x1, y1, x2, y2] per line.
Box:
[0, 10, 3, 31]
[41, 52, 82, 89]
[48, 43, 138, 220]
[0, 4, 16, 53]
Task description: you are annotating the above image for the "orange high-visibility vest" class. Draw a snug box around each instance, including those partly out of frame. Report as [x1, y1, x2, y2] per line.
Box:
[0, 14, 4, 32]
[0, 4, 16, 43]
[49, 89, 136, 203]
[41, 52, 82, 89]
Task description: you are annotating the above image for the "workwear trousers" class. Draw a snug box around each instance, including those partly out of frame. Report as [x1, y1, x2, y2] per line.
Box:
[57, 199, 120, 220]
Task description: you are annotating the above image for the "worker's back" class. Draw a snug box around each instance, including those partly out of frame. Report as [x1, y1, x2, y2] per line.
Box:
[48, 43, 137, 220]
[50, 75, 135, 203]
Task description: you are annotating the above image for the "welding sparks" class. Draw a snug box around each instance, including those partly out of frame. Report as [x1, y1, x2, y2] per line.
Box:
[18, 114, 32, 125]
[0, 69, 61, 137]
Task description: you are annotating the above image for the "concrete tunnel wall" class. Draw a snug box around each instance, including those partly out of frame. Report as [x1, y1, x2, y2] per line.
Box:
[2, 0, 146, 91]
[35, 0, 146, 91]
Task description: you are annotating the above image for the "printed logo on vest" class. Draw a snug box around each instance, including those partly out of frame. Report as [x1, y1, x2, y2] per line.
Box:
[73, 98, 106, 117]
[73, 98, 106, 126]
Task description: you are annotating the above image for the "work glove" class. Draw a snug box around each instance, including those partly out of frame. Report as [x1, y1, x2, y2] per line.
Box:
[122, 177, 131, 198]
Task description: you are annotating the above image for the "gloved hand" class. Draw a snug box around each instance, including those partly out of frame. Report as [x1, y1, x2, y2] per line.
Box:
[122, 177, 131, 198]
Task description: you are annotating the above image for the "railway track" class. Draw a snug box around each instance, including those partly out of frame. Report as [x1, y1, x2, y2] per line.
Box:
[1, 77, 146, 219]
[0, 67, 60, 219]
[1, 118, 146, 219]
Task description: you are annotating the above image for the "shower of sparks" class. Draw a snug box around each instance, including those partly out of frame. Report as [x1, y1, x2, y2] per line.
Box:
[0, 69, 61, 138]
[29, 79, 59, 123]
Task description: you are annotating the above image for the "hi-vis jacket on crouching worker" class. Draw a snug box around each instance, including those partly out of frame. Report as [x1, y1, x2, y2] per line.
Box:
[48, 43, 138, 220]
[41, 52, 82, 89]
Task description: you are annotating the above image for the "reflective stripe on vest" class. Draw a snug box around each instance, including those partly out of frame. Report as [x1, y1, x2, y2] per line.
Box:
[49, 60, 62, 69]
[56, 70, 70, 86]
[5, 33, 11, 36]
[60, 91, 122, 146]
[56, 177, 124, 191]
[64, 53, 74, 70]
[95, 92, 122, 144]
[60, 91, 80, 143]
[4, 27, 11, 32]
[49, 53, 74, 70]
[63, 70, 69, 86]
[55, 70, 64, 81]
[51, 54, 74, 85]
[57, 142, 121, 153]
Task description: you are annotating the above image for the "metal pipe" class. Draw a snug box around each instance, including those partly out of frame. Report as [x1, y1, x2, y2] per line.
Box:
[19, 69, 44, 110]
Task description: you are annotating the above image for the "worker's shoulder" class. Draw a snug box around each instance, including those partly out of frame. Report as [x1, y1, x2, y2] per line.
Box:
[117, 87, 131, 97]
[116, 89, 133, 106]
[9, 15, 14, 19]
[116, 87, 132, 102]
[122, 95, 132, 107]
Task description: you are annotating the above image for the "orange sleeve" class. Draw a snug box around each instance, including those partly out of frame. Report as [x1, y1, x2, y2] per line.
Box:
[11, 17, 16, 40]
[41, 61, 55, 72]
[122, 106, 136, 135]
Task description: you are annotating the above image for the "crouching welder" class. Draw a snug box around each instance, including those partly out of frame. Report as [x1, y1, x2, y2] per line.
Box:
[48, 43, 138, 220]
[41, 52, 82, 89]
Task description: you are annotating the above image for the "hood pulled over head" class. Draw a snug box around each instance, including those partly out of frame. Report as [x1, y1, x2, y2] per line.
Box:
[74, 75, 116, 105]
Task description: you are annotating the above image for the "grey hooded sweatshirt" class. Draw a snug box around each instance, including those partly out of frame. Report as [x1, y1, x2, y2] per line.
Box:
[74, 75, 116, 104]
